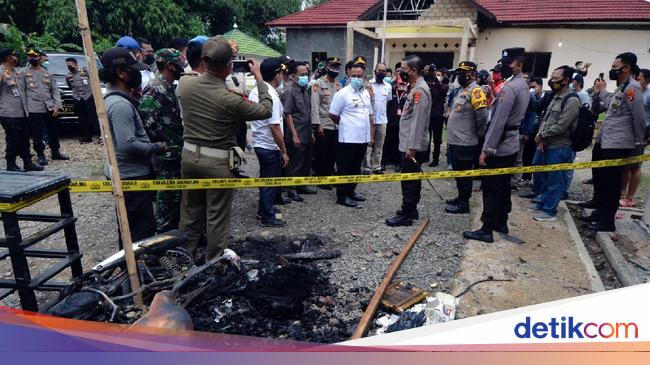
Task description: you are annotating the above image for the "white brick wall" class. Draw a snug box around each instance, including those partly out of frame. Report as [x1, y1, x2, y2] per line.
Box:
[419, 0, 477, 21]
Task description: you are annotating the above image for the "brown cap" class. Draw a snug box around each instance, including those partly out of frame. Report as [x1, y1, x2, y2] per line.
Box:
[202, 36, 233, 63]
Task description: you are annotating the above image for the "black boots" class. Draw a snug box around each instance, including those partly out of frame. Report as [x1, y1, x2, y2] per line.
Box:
[463, 228, 494, 243]
[23, 159, 44, 171]
[51, 150, 70, 160]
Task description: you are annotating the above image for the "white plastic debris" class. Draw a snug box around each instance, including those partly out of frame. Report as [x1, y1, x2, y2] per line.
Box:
[247, 269, 259, 282]
[222, 248, 241, 269]
[374, 313, 400, 335]
[424, 292, 458, 324]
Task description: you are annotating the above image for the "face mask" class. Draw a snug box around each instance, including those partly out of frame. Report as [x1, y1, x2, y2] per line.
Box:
[125, 68, 142, 90]
[297, 75, 309, 87]
[569, 83, 575, 91]
[548, 78, 565, 91]
[500, 65, 513, 79]
[399, 70, 409, 82]
[144, 54, 155, 65]
[327, 69, 339, 79]
[609, 68, 622, 81]
[350, 77, 364, 90]
[384, 77, 393, 84]
[375, 72, 385, 82]
[42, 61, 49, 69]
[28, 58, 39, 66]
[437, 75, 443, 82]
[170, 65, 183, 80]
[67, 65, 77, 73]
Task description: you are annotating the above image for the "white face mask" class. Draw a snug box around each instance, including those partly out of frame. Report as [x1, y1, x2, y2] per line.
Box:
[436, 75, 443, 82]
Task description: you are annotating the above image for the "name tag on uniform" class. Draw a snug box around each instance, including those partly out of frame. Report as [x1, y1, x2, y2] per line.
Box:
[397, 108, 402, 116]
[83, 79, 89, 85]
[12, 88, 19, 97]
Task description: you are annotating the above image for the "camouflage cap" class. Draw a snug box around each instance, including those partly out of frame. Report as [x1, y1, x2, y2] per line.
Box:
[155, 48, 185, 69]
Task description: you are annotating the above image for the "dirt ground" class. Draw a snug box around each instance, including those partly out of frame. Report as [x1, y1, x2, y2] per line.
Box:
[0, 126, 648, 341]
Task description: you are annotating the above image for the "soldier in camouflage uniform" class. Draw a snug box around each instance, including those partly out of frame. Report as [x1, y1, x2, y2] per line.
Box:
[139, 48, 186, 233]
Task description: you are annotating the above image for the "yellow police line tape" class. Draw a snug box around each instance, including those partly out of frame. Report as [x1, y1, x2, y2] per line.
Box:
[67, 154, 650, 193]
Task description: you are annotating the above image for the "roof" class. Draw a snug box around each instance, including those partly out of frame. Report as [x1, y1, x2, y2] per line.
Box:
[267, 0, 379, 27]
[222, 28, 280, 58]
[472, 0, 650, 23]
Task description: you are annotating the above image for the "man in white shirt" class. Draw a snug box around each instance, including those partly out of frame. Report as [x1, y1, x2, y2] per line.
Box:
[250, 58, 289, 227]
[329, 59, 374, 208]
[364, 62, 392, 174]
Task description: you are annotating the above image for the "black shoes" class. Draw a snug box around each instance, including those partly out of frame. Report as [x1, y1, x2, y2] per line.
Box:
[446, 197, 459, 205]
[274, 195, 292, 205]
[445, 204, 469, 214]
[385, 213, 413, 227]
[519, 191, 537, 199]
[6, 161, 22, 172]
[261, 219, 288, 228]
[79, 137, 93, 144]
[462, 228, 494, 243]
[296, 186, 317, 195]
[51, 150, 70, 161]
[494, 225, 509, 234]
[578, 200, 597, 209]
[395, 210, 419, 220]
[24, 161, 44, 171]
[337, 196, 358, 208]
[37, 153, 48, 166]
[349, 192, 366, 202]
[287, 190, 304, 202]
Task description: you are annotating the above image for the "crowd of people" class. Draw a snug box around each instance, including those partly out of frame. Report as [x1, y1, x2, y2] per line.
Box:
[2, 33, 649, 262]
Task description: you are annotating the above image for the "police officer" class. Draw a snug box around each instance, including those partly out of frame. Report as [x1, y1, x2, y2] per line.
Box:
[386, 55, 432, 227]
[445, 61, 488, 214]
[0, 48, 42, 172]
[463, 48, 530, 243]
[139, 48, 186, 233]
[65, 57, 98, 143]
[312, 56, 342, 189]
[178, 36, 272, 261]
[585, 52, 646, 232]
[21, 48, 69, 166]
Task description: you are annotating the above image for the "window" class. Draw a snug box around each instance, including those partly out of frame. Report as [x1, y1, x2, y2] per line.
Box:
[311, 52, 328, 69]
[523, 52, 552, 78]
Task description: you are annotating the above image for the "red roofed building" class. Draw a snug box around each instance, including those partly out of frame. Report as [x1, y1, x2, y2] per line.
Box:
[269, 0, 650, 86]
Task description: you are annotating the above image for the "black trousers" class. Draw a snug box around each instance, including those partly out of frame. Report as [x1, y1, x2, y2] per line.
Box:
[480, 153, 517, 231]
[592, 143, 632, 226]
[400, 150, 428, 213]
[1, 117, 31, 163]
[286, 142, 313, 177]
[521, 137, 537, 180]
[74, 97, 99, 139]
[336, 142, 367, 199]
[382, 123, 401, 166]
[314, 129, 338, 176]
[427, 116, 445, 163]
[29, 112, 60, 154]
[117, 173, 156, 250]
[449, 144, 478, 207]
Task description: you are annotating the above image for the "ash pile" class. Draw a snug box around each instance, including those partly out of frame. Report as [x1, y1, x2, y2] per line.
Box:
[45, 231, 350, 343]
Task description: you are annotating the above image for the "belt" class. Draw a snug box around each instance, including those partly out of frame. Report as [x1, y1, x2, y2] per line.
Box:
[183, 142, 229, 159]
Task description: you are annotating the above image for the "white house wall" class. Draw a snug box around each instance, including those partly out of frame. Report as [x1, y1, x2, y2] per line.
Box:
[474, 27, 650, 91]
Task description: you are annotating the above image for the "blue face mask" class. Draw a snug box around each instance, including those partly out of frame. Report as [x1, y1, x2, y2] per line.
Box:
[350, 77, 364, 90]
[42, 61, 49, 69]
[297, 75, 309, 87]
[384, 77, 393, 84]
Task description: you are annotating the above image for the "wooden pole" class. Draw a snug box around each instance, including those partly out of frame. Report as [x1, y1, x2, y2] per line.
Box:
[350, 219, 429, 340]
[74, 0, 143, 307]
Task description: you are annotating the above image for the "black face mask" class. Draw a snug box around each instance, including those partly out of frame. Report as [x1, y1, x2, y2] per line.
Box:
[500, 65, 513, 79]
[67, 66, 76, 73]
[548, 78, 566, 91]
[125, 68, 142, 90]
[375, 72, 386, 82]
[457, 73, 470, 86]
[399, 70, 409, 82]
[28, 58, 40, 66]
[609, 67, 622, 81]
[327, 69, 339, 79]
[170, 65, 183, 80]
[144, 54, 155, 65]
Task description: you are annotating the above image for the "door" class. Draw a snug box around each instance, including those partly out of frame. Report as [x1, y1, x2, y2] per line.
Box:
[405, 51, 455, 70]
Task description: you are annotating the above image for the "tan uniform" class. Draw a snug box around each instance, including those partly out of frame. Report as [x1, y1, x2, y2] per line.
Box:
[178, 72, 272, 260]
[310, 76, 340, 130]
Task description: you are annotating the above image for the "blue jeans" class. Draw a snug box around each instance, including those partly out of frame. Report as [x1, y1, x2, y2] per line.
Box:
[531, 149, 544, 195]
[564, 151, 577, 195]
[536, 146, 573, 216]
[255, 147, 282, 223]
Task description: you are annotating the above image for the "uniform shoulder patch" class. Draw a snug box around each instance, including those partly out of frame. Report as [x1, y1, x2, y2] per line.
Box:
[413, 92, 421, 104]
[312, 83, 319, 93]
[471, 87, 488, 110]
[626, 88, 635, 102]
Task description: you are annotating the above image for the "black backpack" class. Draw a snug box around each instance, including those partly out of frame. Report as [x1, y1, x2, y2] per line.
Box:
[561, 92, 595, 152]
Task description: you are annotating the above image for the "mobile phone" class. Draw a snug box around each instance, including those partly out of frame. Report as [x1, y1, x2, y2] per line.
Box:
[232, 59, 250, 73]
[599, 72, 604, 81]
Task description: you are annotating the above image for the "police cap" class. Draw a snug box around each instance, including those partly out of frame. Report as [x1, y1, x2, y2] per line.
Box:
[326, 57, 342, 66]
[100, 47, 148, 70]
[352, 55, 367, 69]
[202, 36, 233, 63]
[261, 57, 284, 75]
[457, 61, 477, 72]
[0, 48, 15, 63]
[500, 47, 526, 64]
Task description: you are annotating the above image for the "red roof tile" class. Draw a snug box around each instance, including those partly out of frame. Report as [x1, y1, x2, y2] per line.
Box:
[267, 0, 380, 27]
[473, 0, 650, 23]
